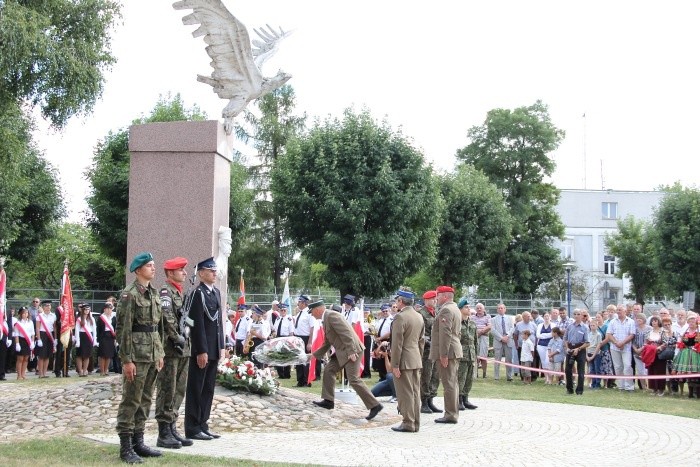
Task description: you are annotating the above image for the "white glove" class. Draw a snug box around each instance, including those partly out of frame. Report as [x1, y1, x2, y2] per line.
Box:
[95, 342, 99, 348]
[30, 341, 35, 351]
[15, 343, 20, 352]
[75, 339, 80, 348]
[6, 339, 11, 348]
[72, 335, 77, 344]
[53, 341, 57, 351]
[37, 339, 43, 348]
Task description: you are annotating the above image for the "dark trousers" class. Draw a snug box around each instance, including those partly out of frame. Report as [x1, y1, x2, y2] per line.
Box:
[295, 335, 310, 385]
[565, 350, 586, 394]
[275, 365, 291, 378]
[362, 335, 372, 378]
[184, 357, 217, 436]
[0, 337, 7, 378]
[54, 341, 71, 376]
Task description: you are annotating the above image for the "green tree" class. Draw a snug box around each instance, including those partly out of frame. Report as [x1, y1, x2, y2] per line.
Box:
[272, 108, 443, 298]
[233, 85, 305, 290]
[0, 0, 121, 128]
[605, 216, 660, 305]
[6, 222, 123, 292]
[457, 100, 565, 294]
[86, 94, 254, 265]
[434, 164, 512, 285]
[654, 187, 700, 309]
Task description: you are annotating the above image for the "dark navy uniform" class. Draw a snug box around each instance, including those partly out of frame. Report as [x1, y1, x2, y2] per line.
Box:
[184, 281, 224, 438]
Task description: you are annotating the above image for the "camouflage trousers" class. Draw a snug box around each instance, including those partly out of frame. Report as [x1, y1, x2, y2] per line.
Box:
[425, 349, 441, 398]
[420, 345, 435, 398]
[458, 359, 475, 396]
[116, 361, 159, 435]
[155, 356, 189, 424]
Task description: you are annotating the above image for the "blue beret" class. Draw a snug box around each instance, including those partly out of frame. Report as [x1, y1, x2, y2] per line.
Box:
[298, 295, 310, 303]
[196, 257, 217, 271]
[129, 252, 154, 273]
[396, 290, 415, 299]
[457, 298, 470, 309]
[343, 294, 355, 305]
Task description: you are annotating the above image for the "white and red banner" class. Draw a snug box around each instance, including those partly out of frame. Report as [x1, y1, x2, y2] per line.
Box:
[237, 268, 246, 306]
[0, 267, 8, 337]
[58, 265, 75, 347]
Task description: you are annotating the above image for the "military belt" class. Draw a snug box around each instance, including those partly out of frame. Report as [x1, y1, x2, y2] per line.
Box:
[132, 324, 158, 332]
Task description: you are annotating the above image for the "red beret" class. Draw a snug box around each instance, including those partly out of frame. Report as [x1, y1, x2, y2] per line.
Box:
[436, 285, 454, 294]
[163, 257, 188, 270]
[422, 290, 437, 299]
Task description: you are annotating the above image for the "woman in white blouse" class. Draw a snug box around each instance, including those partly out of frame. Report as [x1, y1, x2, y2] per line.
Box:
[536, 313, 554, 384]
[74, 304, 97, 377]
[13, 307, 35, 380]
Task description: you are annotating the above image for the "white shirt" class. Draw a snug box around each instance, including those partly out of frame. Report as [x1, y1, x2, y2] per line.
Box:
[13, 318, 35, 341]
[36, 311, 57, 335]
[250, 318, 271, 339]
[376, 316, 393, 339]
[607, 316, 635, 352]
[224, 319, 235, 345]
[234, 316, 251, 340]
[275, 315, 295, 337]
[521, 339, 535, 362]
[75, 319, 97, 342]
[294, 307, 314, 336]
[343, 306, 361, 324]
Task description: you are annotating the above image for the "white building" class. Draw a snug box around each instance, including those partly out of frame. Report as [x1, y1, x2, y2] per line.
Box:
[554, 189, 666, 312]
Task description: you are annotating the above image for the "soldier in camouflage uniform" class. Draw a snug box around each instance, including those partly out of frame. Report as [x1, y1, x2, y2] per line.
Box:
[155, 257, 193, 449]
[457, 298, 479, 410]
[419, 290, 441, 414]
[116, 252, 165, 464]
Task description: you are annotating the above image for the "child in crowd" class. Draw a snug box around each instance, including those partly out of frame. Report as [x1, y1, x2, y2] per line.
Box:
[586, 320, 603, 389]
[548, 327, 565, 385]
[520, 329, 535, 384]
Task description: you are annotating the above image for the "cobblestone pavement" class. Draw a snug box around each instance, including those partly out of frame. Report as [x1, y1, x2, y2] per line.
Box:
[86, 397, 700, 466]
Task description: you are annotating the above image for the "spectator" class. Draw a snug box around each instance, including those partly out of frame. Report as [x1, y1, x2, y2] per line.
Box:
[491, 303, 515, 381]
[514, 311, 537, 381]
[632, 313, 651, 391]
[661, 317, 680, 394]
[547, 327, 565, 385]
[536, 312, 554, 384]
[371, 342, 396, 401]
[586, 319, 603, 389]
[472, 303, 491, 379]
[672, 312, 699, 398]
[607, 305, 636, 392]
[520, 329, 535, 385]
[564, 310, 589, 395]
[512, 314, 522, 378]
[599, 306, 616, 389]
[646, 316, 674, 396]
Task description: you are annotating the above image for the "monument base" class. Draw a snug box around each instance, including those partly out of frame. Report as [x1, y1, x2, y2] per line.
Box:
[334, 388, 359, 405]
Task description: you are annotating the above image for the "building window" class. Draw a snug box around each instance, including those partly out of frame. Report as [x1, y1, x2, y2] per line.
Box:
[604, 255, 615, 275]
[602, 202, 618, 220]
[561, 238, 574, 261]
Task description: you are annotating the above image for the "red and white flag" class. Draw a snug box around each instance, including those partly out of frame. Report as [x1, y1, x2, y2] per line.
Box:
[58, 265, 75, 347]
[237, 268, 246, 306]
[0, 266, 8, 337]
[308, 323, 326, 384]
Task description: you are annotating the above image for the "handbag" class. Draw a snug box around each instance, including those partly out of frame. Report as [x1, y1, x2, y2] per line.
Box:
[657, 345, 675, 361]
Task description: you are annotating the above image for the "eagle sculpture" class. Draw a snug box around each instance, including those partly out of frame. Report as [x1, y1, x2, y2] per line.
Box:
[173, 0, 292, 134]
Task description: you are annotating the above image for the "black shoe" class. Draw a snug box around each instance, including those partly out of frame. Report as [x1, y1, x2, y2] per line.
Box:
[295, 382, 305, 387]
[313, 399, 334, 410]
[119, 433, 143, 464]
[131, 432, 162, 458]
[366, 403, 383, 420]
[420, 398, 432, 414]
[156, 422, 182, 449]
[202, 429, 220, 439]
[465, 398, 478, 410]
[434, 417, 458, 424]
[427, 397, 441, 413]
[391, 425, 415, 432]
[189, 432, 213, 441]
[458, 395, 466, 411]
[567, 390, 574, 395]
[170, 422, 193, 447]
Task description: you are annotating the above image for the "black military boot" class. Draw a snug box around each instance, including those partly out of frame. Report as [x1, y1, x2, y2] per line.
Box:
[132, 431, 162, 458]
[420, 397, 432, 414]
[156, 422, 182, 449]
[427, 397, 441, 413]
[464, 396, 478, 410]
[119, 433, 143, 464]
[458, 395, 466, 411]
[170, 421, 193, 447]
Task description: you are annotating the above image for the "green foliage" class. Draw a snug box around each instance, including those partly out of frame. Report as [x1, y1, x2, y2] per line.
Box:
[272, 108, 443, 298]
[233, 85, 305, 290]
[654, 187, 700, 306]
[456, 100, 565, 293]
[0, 101, 64, 259]
[0, 0, 121, 128]
[403, 269, 440, 296]
[6, 223, 123, 292]
[605, 216, 660, 305]
[85, 94, 212, 264]
[434, 164, 512, 285]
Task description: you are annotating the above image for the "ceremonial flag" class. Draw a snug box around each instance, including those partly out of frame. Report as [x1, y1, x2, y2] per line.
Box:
[281, 271, 291, 310]
[237, 268, 246, 306]
[351, 298, 365, 376]
[58, 265, 75, 347]
[0, 263, 9, 338]
[308, 322, 325, 384]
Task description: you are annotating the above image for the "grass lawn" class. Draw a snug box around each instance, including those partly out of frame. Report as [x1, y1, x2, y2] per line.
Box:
[276, 364, 700, 419]
[0, 437, 322, 467]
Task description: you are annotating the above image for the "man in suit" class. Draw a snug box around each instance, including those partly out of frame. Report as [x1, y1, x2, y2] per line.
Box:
[310, 300, 383, 421]
[491, 303, 515, 381]
[184, 257, 225, 441]
[390, 289, 425, 433]
[429, 285, 463, 424]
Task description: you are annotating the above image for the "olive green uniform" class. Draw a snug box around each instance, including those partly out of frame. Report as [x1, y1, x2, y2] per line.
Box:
[116, 280, 164, 435]
[419, 307, 438, 398]
[155, 282, 191, 424]
[457, 318, 478, 397]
